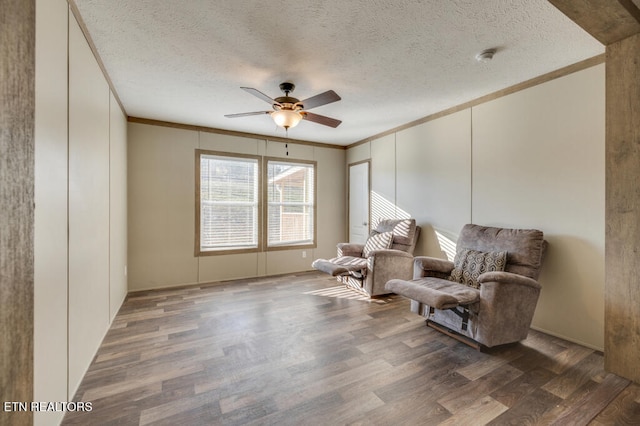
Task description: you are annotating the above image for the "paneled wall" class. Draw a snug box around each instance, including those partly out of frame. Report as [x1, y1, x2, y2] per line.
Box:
[472, 67, 605, 349]
[110, 92, 128, 320]
[34, 2, 128, 424]
[34, 1, 68, 425]
[347, 64, 605, 350]
[396, 110, 472, 257]
[550, 0, 640, 386]
[128, 123, 346, 291]
[127, 125, 199, 288]
[68, 14, 112, 393]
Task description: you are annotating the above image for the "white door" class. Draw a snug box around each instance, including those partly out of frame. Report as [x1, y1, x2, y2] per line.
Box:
[349, 161, 370, 244]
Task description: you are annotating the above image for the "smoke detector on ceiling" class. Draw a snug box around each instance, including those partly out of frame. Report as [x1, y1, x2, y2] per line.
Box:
[475, 48, 497, 62]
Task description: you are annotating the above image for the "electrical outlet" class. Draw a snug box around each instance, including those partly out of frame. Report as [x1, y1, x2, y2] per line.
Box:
[302, 251, 307, 258]
[124, 265, 128, 276]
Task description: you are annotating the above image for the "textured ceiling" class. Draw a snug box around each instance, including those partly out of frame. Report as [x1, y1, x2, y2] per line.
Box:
[73, 0, 603, 146]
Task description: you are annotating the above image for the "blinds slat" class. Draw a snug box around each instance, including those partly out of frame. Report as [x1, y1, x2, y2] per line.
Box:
[200, 154, 259, 250]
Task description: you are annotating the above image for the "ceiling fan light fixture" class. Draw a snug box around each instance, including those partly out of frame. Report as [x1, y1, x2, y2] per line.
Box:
[272, 109, 302, 129]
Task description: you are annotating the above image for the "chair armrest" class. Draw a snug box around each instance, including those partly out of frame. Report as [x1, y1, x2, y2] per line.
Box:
[337, 242, 364, 257]
[476, 271, 542, 347]
[413, 256, 454, 279]
[478, 271, 541, 290]
[366, 249, 415, 296]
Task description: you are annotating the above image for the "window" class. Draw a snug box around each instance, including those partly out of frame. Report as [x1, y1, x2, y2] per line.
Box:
[196, 151, 316, 255]
[266, 158, 316, 249]
[196, 150, 260, 255]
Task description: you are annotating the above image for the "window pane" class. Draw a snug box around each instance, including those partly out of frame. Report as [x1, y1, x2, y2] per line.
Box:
[199, 154, 259, 251]
[201, 204, 257, 247]
[267, 160, 315, 247]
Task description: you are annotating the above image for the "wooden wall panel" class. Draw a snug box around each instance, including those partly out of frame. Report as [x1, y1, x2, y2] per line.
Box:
[605, 32, 640, 382]
[0, 1, 35, 425]
[548, 0, 640, 45]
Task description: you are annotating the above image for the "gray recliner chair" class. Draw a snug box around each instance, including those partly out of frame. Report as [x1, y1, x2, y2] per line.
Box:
[386, 224, 546, 349]
[312, 218, 421, 297]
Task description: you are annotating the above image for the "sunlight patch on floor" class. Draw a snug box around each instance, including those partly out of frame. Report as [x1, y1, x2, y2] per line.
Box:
[304, 285, 388, 304]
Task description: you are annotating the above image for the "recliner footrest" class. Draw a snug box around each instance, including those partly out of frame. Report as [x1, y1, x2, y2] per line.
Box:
[385, 277, 480, 310]
[312, 256, 367, 277]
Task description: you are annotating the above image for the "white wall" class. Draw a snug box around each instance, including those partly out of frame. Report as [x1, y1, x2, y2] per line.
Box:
[315, 145, 348, 260]
[396, 110, 472, 258]
[371, 134, 397, 226]
[68, 14, 112, 394]
[346, 64, 605, 350]
[472, 65, 605, 349]
[128, 123, 346, 291]
[34, 1, 68, 425]
[128, 124, 200, 288]
[110, 92, 128, 320]
[34, 3, 128, 423]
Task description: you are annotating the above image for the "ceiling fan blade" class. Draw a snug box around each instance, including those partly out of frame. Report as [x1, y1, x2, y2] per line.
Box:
[302, 112, 342, 128]
[299, 90, 341, 110]
[241, 87, 279, 105]
[224, 111, 271, 118]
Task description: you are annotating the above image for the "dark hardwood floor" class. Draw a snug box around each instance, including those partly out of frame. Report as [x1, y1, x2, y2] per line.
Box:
[63, 271, 640, 425]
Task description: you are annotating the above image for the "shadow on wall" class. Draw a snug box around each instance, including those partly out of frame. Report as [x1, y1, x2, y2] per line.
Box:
[369, 191, 457, 260]
[434, 228, 457, 261]
[370, 191, 410, 227]
[418, 224, 458, 260]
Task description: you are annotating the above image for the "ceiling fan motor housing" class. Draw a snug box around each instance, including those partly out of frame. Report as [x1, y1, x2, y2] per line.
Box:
[275, 82, 301, 110]
[273, 97, 301, 110]
[279, 82, 295, 94]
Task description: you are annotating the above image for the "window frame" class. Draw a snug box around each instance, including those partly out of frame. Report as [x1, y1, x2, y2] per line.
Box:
[195, 149, 262, 256]
[263, 157, 317, 252]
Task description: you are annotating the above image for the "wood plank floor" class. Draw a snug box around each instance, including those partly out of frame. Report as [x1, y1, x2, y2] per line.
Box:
[63, 271, 640, 425]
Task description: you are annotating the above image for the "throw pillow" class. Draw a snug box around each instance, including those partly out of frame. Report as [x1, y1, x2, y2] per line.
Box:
[449, 248, 507, 289]
[362, 231, 393, 258]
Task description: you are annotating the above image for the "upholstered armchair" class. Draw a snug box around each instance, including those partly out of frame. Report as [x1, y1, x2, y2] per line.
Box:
[386, 224, 546, 349]
[312, 219, 421, 297]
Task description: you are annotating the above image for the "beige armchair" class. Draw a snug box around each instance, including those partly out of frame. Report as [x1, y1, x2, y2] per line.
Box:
[386, 224, 546, 349]
[312, 219, 421, 297]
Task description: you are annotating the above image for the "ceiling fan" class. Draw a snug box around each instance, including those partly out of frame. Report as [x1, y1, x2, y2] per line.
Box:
[225, 82, 342, 130]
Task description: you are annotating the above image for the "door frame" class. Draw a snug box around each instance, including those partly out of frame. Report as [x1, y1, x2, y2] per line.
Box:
[347, 159, 371, 242]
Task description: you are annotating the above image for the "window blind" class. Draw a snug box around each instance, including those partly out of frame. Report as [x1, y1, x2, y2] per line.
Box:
[200, 154, 259, 251]
[266, 160, 315, 247]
